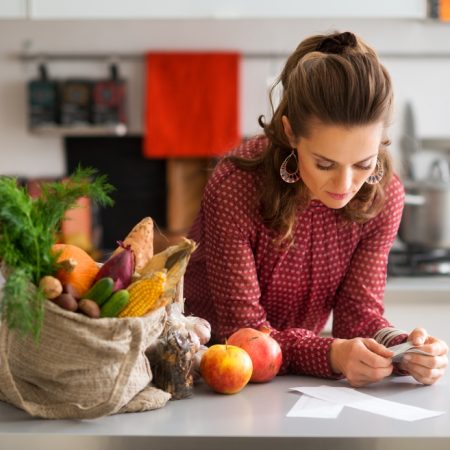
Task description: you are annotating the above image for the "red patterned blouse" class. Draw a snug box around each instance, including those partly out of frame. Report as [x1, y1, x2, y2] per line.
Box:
[184, 135, 405, 378]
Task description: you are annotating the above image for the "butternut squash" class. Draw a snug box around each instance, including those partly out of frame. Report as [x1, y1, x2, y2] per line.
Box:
[52, 244, 99, 297]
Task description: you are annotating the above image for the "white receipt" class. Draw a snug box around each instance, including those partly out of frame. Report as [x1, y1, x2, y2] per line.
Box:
[287, 395, 343, 418]
[290, 385, 445, 422]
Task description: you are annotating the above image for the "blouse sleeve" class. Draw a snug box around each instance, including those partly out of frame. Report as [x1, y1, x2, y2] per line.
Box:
[332, 176, 405, 340]
[201, 169, 339, 379]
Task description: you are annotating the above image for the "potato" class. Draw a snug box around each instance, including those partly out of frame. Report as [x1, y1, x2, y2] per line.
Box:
[39, 276, 63, 300]
[53, 293, 78, 312]
[63, 282, 81, 300]
[78, 299, 101, 319]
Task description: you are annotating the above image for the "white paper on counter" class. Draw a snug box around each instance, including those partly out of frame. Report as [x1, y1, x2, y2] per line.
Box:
[290, 385, 445, 422]
[286, 395, 343, 418]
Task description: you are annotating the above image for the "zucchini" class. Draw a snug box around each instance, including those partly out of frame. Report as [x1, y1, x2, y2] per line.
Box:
[83, 277, 115, 306]
[100, 289, 130, 318]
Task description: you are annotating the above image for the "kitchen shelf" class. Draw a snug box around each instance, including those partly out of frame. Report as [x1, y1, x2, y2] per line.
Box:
[29, 124, 128, 137]
[420, 138, 450, 151]
[17, 51, 450, 62]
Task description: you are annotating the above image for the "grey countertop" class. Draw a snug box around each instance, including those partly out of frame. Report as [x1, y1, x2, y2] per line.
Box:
[0, 371, 449, 450]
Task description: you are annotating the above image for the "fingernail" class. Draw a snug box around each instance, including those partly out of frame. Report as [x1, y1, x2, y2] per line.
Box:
[403, 355, 412, 361]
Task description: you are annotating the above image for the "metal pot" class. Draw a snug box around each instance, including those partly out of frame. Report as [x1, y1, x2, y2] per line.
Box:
[399, 158, 450, 249]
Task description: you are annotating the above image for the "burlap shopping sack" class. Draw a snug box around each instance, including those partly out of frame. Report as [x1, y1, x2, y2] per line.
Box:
[0, 300, 171, 419]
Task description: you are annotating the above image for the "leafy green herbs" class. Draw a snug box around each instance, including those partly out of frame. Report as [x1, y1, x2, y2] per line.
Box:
[0, 166, 114, 340]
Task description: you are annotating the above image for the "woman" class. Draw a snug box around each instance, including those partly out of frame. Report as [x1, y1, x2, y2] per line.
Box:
[184, 31, 448, 387]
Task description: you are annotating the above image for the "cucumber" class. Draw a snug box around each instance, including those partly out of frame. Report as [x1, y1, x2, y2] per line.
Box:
[83, 277, 115, 306]
[100, 289, 130, 318]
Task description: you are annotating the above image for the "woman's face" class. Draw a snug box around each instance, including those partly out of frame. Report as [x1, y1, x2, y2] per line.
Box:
[282, 116, 384, 209]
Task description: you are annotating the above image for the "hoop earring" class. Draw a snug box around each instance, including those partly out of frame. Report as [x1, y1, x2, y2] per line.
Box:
[366, 159, 384, 185]
[280, 150, 300, 184]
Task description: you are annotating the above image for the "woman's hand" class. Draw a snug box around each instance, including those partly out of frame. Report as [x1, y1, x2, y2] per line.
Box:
[330, 338, 394, 387]
[398, 327, 448, 385]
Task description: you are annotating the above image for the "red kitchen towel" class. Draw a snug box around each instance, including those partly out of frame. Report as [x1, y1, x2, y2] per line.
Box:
[143, 52, 240, 158]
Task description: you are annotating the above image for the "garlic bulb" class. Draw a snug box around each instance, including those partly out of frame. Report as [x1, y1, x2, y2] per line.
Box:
[184, 316, 211, 345]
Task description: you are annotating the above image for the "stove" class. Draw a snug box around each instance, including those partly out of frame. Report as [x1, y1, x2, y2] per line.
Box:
[388, 247, 450, 277]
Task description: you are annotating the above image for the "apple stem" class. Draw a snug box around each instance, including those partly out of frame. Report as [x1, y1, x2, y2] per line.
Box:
[259, 326, 272, 335]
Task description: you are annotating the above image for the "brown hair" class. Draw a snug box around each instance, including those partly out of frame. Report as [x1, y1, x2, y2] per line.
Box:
[228, 31, 394, 244]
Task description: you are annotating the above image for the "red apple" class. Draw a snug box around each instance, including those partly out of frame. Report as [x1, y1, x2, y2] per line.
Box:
[227, 328, 282, 383]
[200, 344, 253, 394]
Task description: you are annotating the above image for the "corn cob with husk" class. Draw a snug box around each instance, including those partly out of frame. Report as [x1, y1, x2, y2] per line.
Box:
[141, 238, 197, 306]
[119, 270, 167, 317]
[120, 238, 196, 318]
[141, 238, 196, 275]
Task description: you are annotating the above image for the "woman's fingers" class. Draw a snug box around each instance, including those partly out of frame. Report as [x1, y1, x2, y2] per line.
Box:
[402, 360, 445, 385]
[336, 333, 448, 387]
[344, 339, 393, 386]
[419, 336, 449, 356]
[408, 327, 428, 346]
[362, 338, 394, 360]
[402, 336, 448, 385]
[404, 353, 448, 370]
[331, 338, 396, 387]
[346, 365, 393, 388]
[358, 339, 393, 378]
[405, 336, 449, 369]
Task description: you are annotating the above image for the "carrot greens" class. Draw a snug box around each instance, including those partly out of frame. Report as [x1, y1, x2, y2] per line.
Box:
[0, 166, 114, 339]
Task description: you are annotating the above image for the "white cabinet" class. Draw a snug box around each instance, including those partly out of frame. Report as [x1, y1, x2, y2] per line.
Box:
[29, 0, 427, 20]
[0, 0, 27, 18]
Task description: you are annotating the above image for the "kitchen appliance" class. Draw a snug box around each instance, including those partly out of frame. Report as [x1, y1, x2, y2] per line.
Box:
[400, 101, 420, 180]
[399, 156, 450, 249]
[398, 101, 450, 250]
[92, 64, 127, 126]
[27, 63, 59, 126]
[388, 247, 450, 276]
[60, 79, 92, 125]
[65, 136, 167, 252]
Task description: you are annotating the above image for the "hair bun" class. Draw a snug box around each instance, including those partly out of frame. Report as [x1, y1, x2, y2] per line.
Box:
[316, 32, 357, 55]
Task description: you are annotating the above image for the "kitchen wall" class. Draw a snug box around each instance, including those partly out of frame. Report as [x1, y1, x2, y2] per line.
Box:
[1, 18, 450, 177]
